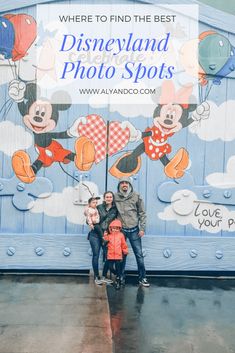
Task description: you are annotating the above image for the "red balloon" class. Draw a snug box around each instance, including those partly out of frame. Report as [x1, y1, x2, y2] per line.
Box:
[4, 13, 36, 61]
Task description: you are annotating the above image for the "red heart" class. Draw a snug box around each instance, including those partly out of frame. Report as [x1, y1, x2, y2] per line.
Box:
[78, 115, 130, 163]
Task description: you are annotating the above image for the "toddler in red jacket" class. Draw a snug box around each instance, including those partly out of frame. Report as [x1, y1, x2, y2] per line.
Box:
[104, 219, 128, 290]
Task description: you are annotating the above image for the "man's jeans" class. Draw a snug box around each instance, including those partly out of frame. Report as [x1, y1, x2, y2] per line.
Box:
[121, 227, 146, 280]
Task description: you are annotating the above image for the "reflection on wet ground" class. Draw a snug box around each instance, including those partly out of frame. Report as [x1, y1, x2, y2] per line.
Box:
[107, 277, 235, 353]
[1, 274, 235, 353]
[0, 275, 112, 353]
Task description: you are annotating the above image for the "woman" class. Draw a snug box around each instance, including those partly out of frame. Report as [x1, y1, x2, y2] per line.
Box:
[88, 191, 118, 285]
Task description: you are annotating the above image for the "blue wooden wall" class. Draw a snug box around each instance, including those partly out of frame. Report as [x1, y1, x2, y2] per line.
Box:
[0, 0, 235, 271]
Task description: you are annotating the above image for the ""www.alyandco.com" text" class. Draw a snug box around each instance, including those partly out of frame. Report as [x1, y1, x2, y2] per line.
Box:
[78, 88, 156, 95]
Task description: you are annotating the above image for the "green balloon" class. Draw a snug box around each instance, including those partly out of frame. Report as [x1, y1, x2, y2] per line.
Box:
[199, 33, 231, 75]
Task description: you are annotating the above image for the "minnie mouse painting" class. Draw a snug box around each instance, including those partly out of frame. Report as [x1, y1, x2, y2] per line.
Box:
[110, 81, 210, 179]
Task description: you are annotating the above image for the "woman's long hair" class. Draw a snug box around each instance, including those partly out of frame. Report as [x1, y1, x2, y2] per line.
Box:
[103, 191, 118, 233]
[103, 190, 116, 207]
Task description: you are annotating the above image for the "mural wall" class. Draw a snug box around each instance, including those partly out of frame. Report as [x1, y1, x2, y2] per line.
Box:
[0, 0, 235, 270]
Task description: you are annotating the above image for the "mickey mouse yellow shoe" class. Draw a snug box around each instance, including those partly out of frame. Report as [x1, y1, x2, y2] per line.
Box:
[164, 148, 189, 179]
[12, 151, 36, 183]
[74, 136, 95, 171]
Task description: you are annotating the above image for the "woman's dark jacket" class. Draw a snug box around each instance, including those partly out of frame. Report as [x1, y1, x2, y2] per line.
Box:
[97, 203, 118, 231]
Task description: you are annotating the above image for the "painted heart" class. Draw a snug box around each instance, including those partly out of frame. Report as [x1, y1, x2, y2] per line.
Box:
[78, 114, 130, 163]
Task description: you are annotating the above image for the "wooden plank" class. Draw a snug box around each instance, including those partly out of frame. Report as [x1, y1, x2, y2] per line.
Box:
[0, 234, 91, 269]
[221, 31, 235, 237]
[0, 0, 134, 13]
[0, 0, 45, 13]
[147, 0, 235, 34]
[1, 0, 234, 34]
[0, 234, 235, 270]
[0, 0, 66, 13]
[0, 81, 24, 234]
[65, 103, 90, 236]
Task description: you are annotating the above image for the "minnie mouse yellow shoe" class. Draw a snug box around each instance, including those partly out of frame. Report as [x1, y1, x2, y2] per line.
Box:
[164, 148, 189, 179]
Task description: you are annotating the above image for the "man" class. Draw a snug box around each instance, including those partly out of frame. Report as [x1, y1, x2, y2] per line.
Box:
[115, 177, 150, 287]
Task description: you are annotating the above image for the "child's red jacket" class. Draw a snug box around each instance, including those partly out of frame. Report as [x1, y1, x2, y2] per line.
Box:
[104, 219, 128, 260]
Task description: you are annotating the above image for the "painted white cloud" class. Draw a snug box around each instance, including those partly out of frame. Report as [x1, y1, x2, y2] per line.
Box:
[206, 156, 235, 189]
[30, 181, 101, 225]
[0, 121, 33, 156]
[89, 81, 155, 118]
[189, 100, 235, 141]
[158, 189, 235, 233]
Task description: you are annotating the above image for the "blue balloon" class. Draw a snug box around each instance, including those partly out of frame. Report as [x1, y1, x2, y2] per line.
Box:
[0, 16, 14, 59]
[213, 45, 235, 85]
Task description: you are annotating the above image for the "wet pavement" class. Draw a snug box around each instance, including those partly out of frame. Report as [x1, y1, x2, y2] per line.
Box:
[1, 275, 235, 353]
[107, 277, 235, 353]
[0, 275, 112, 353]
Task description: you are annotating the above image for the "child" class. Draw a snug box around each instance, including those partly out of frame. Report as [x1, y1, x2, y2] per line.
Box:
[84, 197, 107, 246]
[104, 219, 128, 290]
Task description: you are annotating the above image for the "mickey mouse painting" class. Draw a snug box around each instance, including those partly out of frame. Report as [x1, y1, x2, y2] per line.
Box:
[11, 83, 95, 183]
[110, 81, 210, 179]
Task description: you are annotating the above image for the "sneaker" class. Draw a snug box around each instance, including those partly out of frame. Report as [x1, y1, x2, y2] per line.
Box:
[101, 277, 113, 284]
[114, 281, 121, 290]
[139, 278, 150, 287]
[120, 276, 126, 286]
[94, 277, 103, 285]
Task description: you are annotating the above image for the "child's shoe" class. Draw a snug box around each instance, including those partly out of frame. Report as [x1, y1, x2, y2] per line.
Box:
[114, 277, 121, 290]
[114, 281, 121, 290]
[120, 276, 126, 286]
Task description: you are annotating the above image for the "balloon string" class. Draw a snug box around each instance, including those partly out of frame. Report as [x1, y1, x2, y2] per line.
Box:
[13, 59, 18, 79]
[7, 59, 17, 80]
[0, 98, 11, 115]
[199, 85, 203, 104]
[3, 100, 13, 120]
[17, 59, 20, 80]
[204, 82, 213, 101]
[204, 82, 210, 100]
[0, 98, 13, 120]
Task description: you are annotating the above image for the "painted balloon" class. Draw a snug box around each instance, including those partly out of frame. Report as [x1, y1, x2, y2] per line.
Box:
[3, 14, 36, 62]
[199, 31, 232, 76]
[213, 44, 235, 85]
[0, 16, 14, 59]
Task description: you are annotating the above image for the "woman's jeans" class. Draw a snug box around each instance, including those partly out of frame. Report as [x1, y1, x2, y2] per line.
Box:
[89, 230, 108, 278]
[121, 227, 146, 280]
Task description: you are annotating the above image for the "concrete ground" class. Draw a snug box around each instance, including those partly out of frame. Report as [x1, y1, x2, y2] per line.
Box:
[1, 275, 235, 353]
[108, 277, 235, 353]
[0, 275, 112, 353]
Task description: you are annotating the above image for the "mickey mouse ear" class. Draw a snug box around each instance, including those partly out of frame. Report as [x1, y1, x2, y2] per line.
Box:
[25, 83, 41, 102]
[51, 90, 71, 110]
